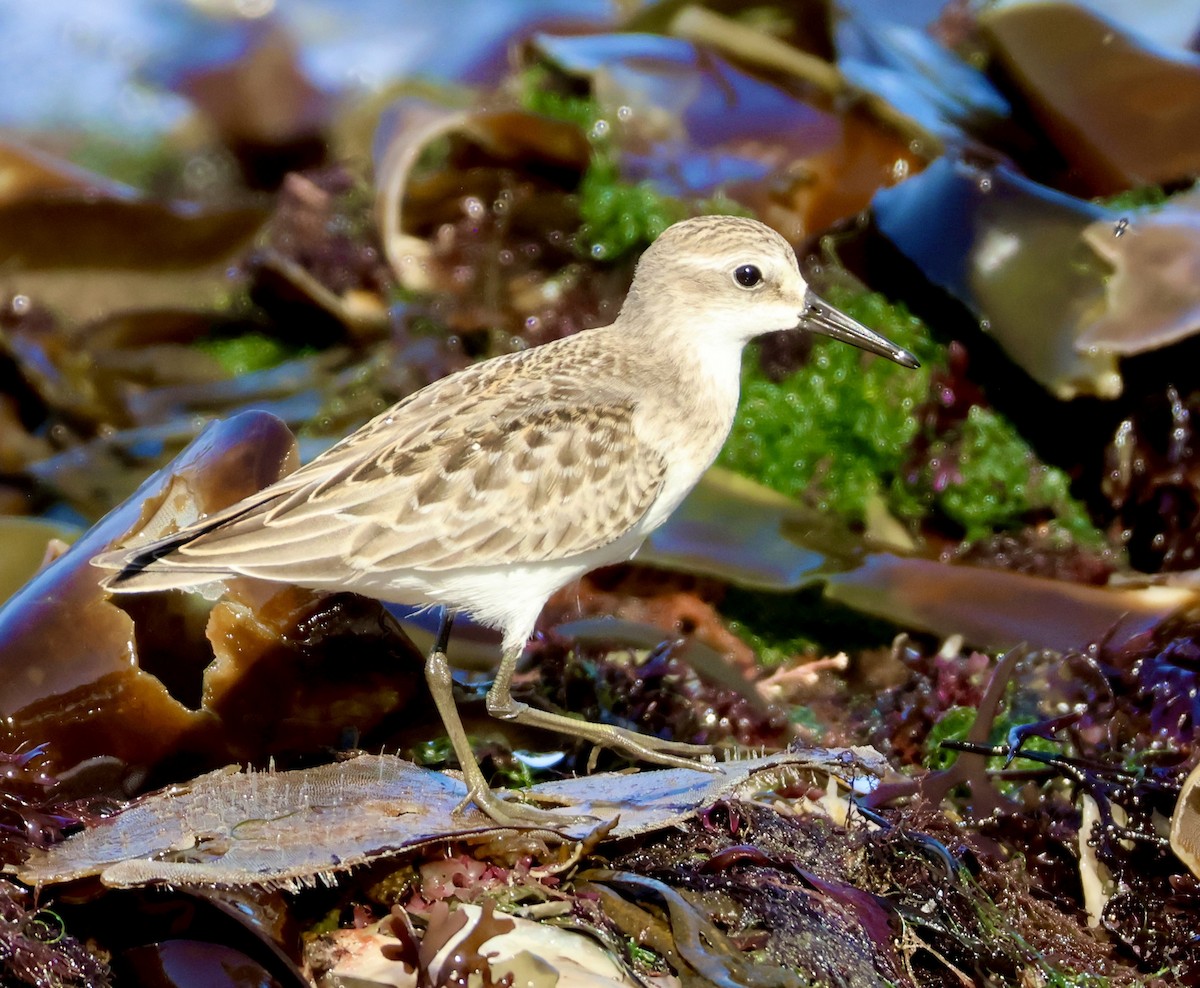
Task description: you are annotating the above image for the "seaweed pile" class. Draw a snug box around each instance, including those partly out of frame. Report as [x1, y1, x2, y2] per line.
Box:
[4, 1, 1200, 984]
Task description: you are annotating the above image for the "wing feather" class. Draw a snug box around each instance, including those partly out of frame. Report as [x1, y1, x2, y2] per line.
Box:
[97, 332, 666, 589]
[176, 401, 665, 576]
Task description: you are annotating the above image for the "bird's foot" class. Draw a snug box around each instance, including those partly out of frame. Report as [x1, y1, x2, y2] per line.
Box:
[487, 698, 719, 773]
[580, 721, 719, 771]
[456, 784, 598, 830]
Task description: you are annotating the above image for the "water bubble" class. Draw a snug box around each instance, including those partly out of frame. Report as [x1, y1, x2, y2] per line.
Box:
[891, 158, 910, 181]
[525, 316, 541, 332]
[979, 318, 991, 332]
[462, 196, 485, 219]
[497, 249, 513, 265]
[590, 243, 608, 259]
[617, 105, 633, 121]
[10, 294, 30, 315]
[183, 154, 218, 193]
[590, 119, 611, 140]
[977, 176, 992, 193]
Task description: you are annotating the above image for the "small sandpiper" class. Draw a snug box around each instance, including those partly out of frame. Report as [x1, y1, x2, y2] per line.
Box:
[94, 215, 918, 827]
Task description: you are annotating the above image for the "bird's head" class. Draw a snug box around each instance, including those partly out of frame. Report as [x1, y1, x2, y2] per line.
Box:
[621, 215, 919, 369]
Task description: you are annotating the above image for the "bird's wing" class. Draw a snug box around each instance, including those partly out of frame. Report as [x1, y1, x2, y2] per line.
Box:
[107, 396, 668, 583]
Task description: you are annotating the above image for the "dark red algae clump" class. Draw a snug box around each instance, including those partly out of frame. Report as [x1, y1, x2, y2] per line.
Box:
[1103, 385, 1200, 573]
[0, 879, 112, 988]
[0, 746, 114, 988]
[850, 625, 1200, 979]
[533, 632, 789, 760]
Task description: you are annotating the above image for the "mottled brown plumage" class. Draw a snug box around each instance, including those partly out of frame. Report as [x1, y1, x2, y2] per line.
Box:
[93, 215, 917, 828]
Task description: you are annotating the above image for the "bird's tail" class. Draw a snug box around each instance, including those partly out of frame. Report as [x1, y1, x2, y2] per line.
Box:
[92, 530, 232, 593]
[91, 495, 275, 593]
[92, 542, 228, 594]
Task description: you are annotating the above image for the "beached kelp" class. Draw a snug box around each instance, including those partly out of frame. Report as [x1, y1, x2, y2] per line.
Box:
[5, 2, 1200, 984]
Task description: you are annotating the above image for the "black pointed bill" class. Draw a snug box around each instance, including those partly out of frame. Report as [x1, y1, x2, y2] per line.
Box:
[801, 297, 920, 369]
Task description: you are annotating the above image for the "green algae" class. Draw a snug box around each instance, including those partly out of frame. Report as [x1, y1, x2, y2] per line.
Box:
[719, 290, 935, 522]
[925, 702, 1057, 775]
[411, 735, 539, 790]
[193, 332, 312, 376]
[1099, 185, 1170, 211]
[719, 290, 1104, 547]
[576, 157, 690, 261]
[625, 939, 661, 969]
[576, 157, 749, 262]
[927, 405, 1099, 545]
[519, 65, 747, 262]
[519, 65, 598, 133]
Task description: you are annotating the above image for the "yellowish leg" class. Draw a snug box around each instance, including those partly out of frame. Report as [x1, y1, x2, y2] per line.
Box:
[486, 638, 718, 771]
[423, 611, 592, 828]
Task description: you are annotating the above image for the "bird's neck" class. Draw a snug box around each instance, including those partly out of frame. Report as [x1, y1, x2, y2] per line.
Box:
[612, 315, 747, 452]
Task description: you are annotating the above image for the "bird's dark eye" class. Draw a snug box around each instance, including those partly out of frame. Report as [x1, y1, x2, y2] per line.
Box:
[734, 264, 763, 288]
